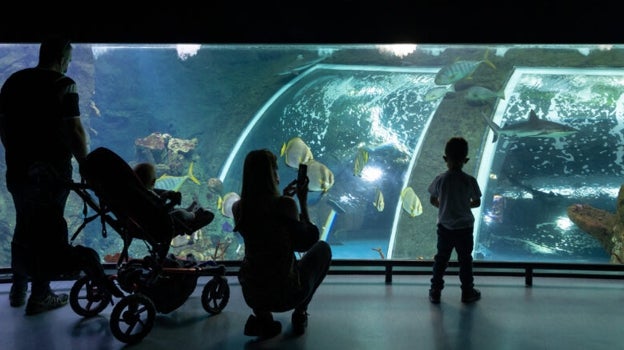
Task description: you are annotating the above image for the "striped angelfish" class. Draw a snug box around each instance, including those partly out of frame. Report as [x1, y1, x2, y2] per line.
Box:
[464, 85, 505, 104]
[373, 187, 384, 212]
[434, 50, 496, 86]
[400, 186, 423, 217]
[280, 136, 314, 169]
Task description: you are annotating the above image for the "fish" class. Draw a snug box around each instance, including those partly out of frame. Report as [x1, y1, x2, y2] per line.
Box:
[474, 243, 493, 260]
[327, 198, 346, 214]
[217, 192, 240, 218]
[484, 194, 505, 224]
[221, 221, 233, 232]
[400, 186, 423, 217]
[155, 162, 201, 192]
[434, 50, 496, 85]
[171, 234, 194, 248]
[424, 85, 454, 101]
[280, 136, 314, 169]
[464, 85, 505, 105]
[373, 188, 384, 212]
[277, 55, 328, 76]
[353, 147, 369, 177]
[481, 109, 579, 143]
[305, 159, 334, 193]
[493, 235, 571, 255]
[89, 100, 101, 117]
[501, 171, 560, 199]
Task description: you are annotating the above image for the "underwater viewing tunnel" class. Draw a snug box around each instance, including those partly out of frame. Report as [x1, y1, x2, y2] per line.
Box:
[218, 64, 443, 260]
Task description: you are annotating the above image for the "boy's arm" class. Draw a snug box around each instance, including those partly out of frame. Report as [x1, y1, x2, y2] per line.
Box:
[470, 178, 482, 208]
[427, 176, 440, 208]
[429, 195, 440, 208]
[154, 188, 182, 206]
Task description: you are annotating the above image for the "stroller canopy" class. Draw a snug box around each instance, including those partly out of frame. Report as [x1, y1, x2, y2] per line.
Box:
[82, 147, 175, 252]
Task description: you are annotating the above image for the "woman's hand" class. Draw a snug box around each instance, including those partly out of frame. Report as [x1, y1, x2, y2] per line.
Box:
[283, 176, 311, 223]
[283, 179, 297, 197]
[283, 177, 309, 202]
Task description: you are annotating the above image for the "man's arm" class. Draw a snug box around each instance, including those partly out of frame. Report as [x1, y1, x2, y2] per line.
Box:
[64, 117, 88, 162]
[0, 112, 7, 147]
[64, 117, 88, 181]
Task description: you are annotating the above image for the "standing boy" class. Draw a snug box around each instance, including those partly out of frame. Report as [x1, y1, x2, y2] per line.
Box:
[427, 137, 482, 304]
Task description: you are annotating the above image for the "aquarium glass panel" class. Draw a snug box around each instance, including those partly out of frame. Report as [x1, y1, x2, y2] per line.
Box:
[0, 43, 621, 267]
[475, 67, 624, 263]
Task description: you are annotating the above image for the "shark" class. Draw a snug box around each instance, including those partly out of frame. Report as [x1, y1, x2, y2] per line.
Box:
[492, 234, 571, 255]
[482, 109, 579, 142]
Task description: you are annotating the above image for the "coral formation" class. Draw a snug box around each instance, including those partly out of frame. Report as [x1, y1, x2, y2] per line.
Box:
[134, 132, 198, 174]
[135, 132, 171, 151]
[168, 137, 198, 154]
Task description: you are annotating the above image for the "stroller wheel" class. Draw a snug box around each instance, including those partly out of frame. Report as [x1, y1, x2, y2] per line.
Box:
[69, 275, 111, 317]
[201, 276, 230, 314]
[110, 293, 156, 344]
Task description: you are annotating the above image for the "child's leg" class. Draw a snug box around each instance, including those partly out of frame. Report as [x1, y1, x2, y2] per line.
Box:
[455, 227, 475, 291]
[431, 224, 453, 291]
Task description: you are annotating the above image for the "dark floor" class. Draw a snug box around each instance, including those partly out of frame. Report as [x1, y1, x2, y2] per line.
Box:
[1, 274, 622, 350]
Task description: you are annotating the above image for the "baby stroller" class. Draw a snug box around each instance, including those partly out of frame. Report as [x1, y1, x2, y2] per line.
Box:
[67, 147, 229, 344]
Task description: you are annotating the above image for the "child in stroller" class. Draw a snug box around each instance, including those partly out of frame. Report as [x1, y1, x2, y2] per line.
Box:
[68, 147, 229, 344]
[133, 162, 215, 235]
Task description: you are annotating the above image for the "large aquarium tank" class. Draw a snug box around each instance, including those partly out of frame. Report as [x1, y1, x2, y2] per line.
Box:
[0, 43, 622, 267]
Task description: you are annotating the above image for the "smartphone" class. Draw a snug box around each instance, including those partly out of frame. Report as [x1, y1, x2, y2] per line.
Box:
[297, 163, 308, 187]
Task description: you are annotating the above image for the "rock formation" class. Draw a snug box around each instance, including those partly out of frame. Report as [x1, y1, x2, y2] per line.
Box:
[566, 184, 624, 263]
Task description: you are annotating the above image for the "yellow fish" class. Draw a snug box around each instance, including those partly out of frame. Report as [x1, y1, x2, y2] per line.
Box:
[353, 147, 369, 177]
[373, 187, 384, 212]
[280, 136, 314, 169]
[305, 159, 334, 193]
[434, 49, 496, 85]
[156, 162, 201, 192]
[217, 192, 240, 218]
[400, 186, 423, 217]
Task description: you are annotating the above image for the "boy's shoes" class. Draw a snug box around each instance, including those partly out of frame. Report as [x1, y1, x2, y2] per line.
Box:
[9, 282, 28, 307]
[461, 288, 481, 303]
[25, 292, 68, 316]
[429, 289, 441, 304]
[243, 314, 282, 338]
[291, 309, 309, 335]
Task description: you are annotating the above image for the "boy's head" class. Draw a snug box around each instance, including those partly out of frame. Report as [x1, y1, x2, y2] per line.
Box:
[444, 137, 469, 168]
[133, 162, 157, 189]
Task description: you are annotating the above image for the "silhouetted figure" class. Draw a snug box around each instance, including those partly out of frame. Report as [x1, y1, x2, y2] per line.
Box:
[133, 162, 214, 232]
[232, 149, 332, 338]
[0, 36, 121, 315]
[427, 137, 482, 304]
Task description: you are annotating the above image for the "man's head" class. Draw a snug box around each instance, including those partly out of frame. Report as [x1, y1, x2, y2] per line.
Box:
[38, 36, 72, 73]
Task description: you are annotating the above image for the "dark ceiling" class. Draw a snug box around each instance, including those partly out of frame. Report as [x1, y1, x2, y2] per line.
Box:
[1, 2, 620, 44]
